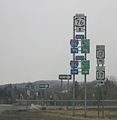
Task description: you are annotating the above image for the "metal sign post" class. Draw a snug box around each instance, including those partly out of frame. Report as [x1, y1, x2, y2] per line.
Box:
[59, 74, 72, 88]
[84, 16, 87, 117]
[84, 59, 87, 118]
[61, 79, 63, 88]
[59, 74, 72, 108]
[96, 45, 105, 118]
[72, 16, 75, 116]
[102, 85, 104, 118]
[39, 84, 49, 106]
[59, 74, 72, 80]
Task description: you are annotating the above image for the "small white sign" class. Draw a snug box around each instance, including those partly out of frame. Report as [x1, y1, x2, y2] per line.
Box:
[96, 81, 105, 87]
[76, 27, 84, 32]
[97, 59, 104, 65]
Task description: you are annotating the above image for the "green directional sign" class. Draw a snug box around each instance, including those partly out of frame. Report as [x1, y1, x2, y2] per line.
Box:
[82, 70, 89, 75]
[29, 85, 37, 92]
[81, 39, 90, 53]
[81, 60, 90, 70]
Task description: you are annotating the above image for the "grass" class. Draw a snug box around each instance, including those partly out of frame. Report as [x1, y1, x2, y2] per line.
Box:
[36, 110, 117, 120]
[0, 109, 117, 120]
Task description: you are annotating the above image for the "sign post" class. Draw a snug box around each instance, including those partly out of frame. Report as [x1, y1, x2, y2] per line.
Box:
[59, 74, 72, 88]
[39, 84, 49, 106]
[96, 45, 105, 118]
[59, 74, 72, 107]
[72, 16, 76, 116]
[59, 74, 72, 80]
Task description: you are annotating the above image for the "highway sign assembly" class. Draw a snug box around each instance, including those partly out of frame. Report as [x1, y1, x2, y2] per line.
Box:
[75, 55, 85, 60]
[81, 39, 90, 53]
[59, 74, 72, 80]
[70, 39, 79, 47]
[96, 66, 105, 80]
[70, 13, 90, 116]
[71, 48, 78, 53]
[71, 69, 78, 75]
[39, 84, 49, 89]
[70, 60, 79, 68]
[96, 45, 105, 118]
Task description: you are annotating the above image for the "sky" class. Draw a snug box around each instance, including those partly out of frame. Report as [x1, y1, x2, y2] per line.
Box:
[0, 0, 117, 85]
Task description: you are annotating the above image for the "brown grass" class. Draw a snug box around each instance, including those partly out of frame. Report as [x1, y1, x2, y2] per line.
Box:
[0, 109, 117, 120]
[36, 109, 117, 120]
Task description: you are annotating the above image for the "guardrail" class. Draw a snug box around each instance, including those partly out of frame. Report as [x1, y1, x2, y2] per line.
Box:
[16, 99, 117, 102]
[16, 99, 117, 107]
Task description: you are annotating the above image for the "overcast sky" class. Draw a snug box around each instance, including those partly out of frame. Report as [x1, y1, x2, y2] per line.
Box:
[0, 0, 117, 85]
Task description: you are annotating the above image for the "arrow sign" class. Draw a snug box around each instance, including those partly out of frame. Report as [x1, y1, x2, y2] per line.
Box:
[59, 74, 72, 80]
[39, 84, 49, 89]
[70, 39, 79, 47]
[70, 60, 79, 68]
